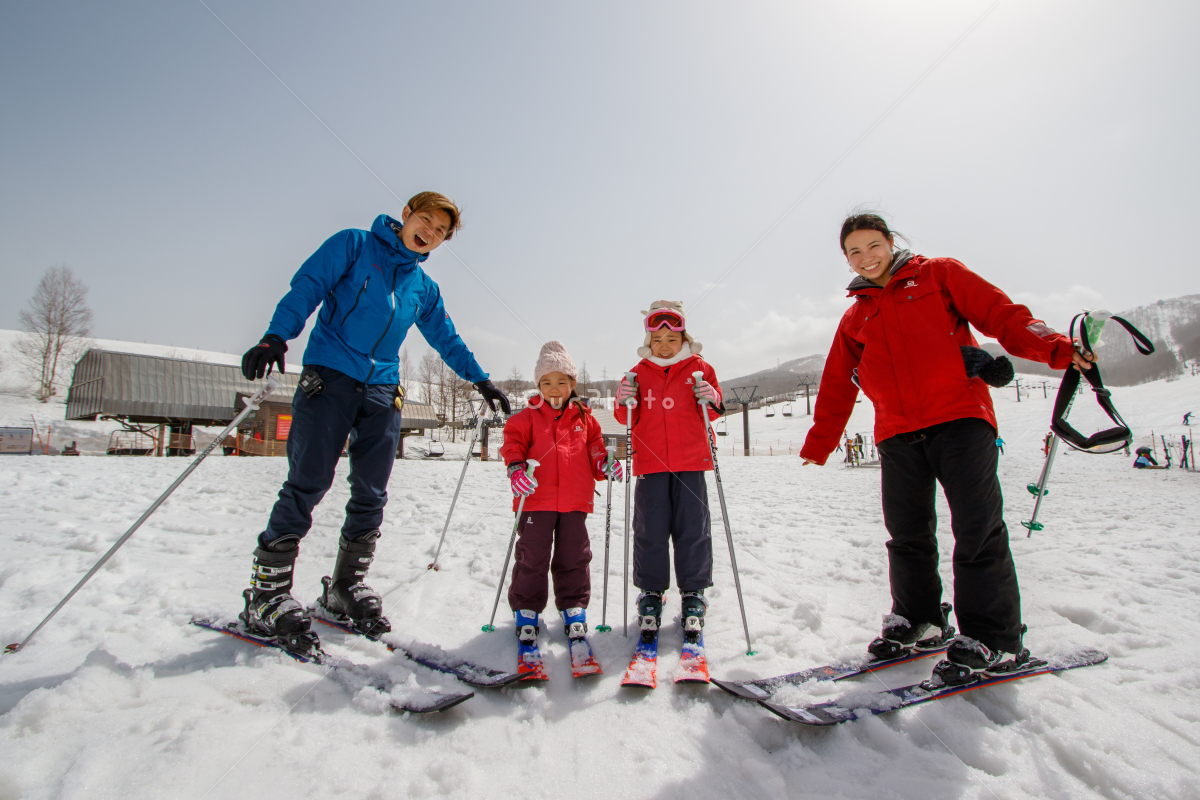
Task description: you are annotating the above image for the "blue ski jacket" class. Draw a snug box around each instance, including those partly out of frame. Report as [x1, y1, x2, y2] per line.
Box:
[264, 214, 487, 385]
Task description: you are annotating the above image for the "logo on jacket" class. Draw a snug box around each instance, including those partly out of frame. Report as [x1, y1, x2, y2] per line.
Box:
[574, 425, 582, 432]
[904, 280, 917, 288]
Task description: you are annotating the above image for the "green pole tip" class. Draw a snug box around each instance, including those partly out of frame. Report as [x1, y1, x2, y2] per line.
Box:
[596, 625, 612, 632]
[481, 624, 496, 633]
[745, 650, 757, 657]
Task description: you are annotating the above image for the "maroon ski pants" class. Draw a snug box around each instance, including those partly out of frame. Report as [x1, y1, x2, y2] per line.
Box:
[507, 510, 592, 613]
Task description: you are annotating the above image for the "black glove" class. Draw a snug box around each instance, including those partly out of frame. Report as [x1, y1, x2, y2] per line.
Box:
[474, 379, 512, 415]
[242, 335, 287, 380]
[961, 346, 1015, 388]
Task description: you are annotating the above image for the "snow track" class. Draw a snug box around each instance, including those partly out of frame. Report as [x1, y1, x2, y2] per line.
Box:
[1, 375, 1198, 799]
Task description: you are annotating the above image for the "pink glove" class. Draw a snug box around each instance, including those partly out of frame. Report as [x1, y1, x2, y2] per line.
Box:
[598, 456, 624, 482]
[508, 463, 538, 498]
[615, 375, 638, 405]
[693, 378, 720, 406]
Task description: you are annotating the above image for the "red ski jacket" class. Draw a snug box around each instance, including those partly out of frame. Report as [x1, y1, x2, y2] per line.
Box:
[801, 254, 1076, 465]
[501, 396, 608, 513]
[613, 354, 722, 476]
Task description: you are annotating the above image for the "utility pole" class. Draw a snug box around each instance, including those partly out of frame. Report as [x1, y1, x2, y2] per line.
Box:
[1015, 377, 1021, 403]
[728, 386, 760, 457]
[796, 374, 820, 416]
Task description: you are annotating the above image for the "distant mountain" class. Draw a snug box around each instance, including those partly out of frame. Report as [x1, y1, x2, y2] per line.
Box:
[985, 294, 1200, 386]
[720, 353, 826, 402]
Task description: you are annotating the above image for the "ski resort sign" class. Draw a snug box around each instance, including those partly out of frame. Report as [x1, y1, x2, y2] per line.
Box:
[0, 428, 34, 455]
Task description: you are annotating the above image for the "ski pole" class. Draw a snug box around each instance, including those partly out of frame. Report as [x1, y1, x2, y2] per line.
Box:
[483, 459, 539, 632]
[5, 374, 284, 655]
[622, 372, 637, 638]
[1022, 432, 1059, 535]
[597, 445, 616, 632]
[429, 400, 493, 571]
[693, 371, 755, 656]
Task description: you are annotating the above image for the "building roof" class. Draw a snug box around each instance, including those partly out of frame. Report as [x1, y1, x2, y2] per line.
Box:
[66, 349, 299, 426]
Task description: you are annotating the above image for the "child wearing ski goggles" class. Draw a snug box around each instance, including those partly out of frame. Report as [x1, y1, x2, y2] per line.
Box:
[500, 341, 623, 671]
[614, 300, 724, 650]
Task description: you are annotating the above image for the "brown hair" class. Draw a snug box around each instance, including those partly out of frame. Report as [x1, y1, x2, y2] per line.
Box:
[407, 191, 463, 240]
[839, 213, 896, 253]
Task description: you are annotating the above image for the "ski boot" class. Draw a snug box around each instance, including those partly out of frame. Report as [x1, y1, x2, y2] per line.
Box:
[636, 591, 663, 644]
[241, 533, 320, 656]
[516, 609, 540, 645]
[680, 591, 707, 644]
[931, 626, 1039, 687]
[562, 607, 588, 641]
[318, 530, 391, 638]
[867, 602, 955, 660]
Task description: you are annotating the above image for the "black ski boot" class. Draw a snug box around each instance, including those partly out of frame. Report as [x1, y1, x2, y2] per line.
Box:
[636, 591, 663, 644]
[319, 531, 391, 637]
[241, 533, 319, 656]
[680, 591, 707, 644]
[931, 626, 1040, 687]
[867, 602, 955, 660]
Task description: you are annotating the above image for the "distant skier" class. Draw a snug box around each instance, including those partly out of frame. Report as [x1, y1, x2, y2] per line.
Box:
[800, 213, 1095, 687]
[615, 302, 724, 646]
[1185, 412, 1193, 425]
[500, 341, 620, 657]
[995, 437, 1006, 454]
[237, 195, 511, 652]
[1132, 446, 1163, 469]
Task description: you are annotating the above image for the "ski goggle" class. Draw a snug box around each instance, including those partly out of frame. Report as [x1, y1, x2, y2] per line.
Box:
[645, 309, 686, 332]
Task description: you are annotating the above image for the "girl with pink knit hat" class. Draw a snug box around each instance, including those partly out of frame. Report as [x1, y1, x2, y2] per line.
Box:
[500, 340, 623, 678]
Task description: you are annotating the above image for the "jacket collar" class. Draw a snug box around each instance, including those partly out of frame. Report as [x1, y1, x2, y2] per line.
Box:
[526, 393, 586, 417]
[640, 351, 701, 373]
[846, 250, 916, 294]
[371, 214, 430, 269]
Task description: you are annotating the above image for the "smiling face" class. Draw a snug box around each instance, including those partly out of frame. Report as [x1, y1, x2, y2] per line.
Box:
[538, 371, 577, 409]
[399, 205, 452, 253]
[649, 330, 684, 359]
[843, 229, 895, 287]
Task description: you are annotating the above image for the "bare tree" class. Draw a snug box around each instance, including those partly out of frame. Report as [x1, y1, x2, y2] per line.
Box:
[418, 351, 440, 406]
[578, 360, 591, 395]
[16, 265, 93, 402]
[398, 347, 413, 393]
[502, 365, 525, 397]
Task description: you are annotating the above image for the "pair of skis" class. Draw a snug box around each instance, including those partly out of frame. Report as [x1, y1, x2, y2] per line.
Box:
[620, 627, 709, 689]
[517, 632, 603, 681]
[192, 603, 525, 714]
[713, 645, 1108, 726]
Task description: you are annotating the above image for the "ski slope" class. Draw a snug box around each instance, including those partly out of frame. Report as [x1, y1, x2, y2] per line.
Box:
[1, 372, 1198, 799]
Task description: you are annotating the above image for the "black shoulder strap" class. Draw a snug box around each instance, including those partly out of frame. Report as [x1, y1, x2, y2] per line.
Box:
[1052, 312, 1155, 454]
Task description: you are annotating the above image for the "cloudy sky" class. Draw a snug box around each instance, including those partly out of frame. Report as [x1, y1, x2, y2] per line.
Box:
[2, 1, 1196, 383]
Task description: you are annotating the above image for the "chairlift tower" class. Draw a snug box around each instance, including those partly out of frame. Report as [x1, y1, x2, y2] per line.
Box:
[796, 374, 819, 416]
[728, 386, 760, 457]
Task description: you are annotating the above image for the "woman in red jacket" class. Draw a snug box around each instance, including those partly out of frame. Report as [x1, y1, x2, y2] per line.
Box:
[501, 341, 622, 648]
[614, 301, 723, 645]
[800, 214, 1094, 686]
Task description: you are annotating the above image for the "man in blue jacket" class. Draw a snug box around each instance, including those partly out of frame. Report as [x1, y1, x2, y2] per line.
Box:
[239, 192, 511, 651]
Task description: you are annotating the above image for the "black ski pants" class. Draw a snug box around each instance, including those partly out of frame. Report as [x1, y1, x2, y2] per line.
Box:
[633, 470, 713, 593]
[264, 365, 402, 545]
[877, 417, 1023, 653]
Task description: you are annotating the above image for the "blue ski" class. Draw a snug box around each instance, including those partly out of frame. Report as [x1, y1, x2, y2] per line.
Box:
[191, 617, 473, 713]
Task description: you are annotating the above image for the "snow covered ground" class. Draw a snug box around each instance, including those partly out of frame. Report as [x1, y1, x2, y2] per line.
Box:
[1, 370, 1198, 799]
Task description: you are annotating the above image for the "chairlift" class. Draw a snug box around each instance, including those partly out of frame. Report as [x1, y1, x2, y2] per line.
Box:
[716, 418, 728, 436]
[782, 402, 793, 417]
[427, 427, 445, 458]
[764, 405, 775, 418]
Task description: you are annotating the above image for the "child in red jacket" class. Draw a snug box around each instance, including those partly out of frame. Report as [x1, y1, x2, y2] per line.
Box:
[614, 301, 724, 645]
[800, 213, 1095, 687]
[501, 341, 623, 647]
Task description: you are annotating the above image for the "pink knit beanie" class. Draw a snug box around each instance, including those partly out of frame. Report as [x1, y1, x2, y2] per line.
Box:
[533, 340, 578, 383]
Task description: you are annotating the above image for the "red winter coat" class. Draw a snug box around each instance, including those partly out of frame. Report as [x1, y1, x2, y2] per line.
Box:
[613, 354, 722, 476]
[500, 396, 608, 513]
[800, 254, 1076, 465]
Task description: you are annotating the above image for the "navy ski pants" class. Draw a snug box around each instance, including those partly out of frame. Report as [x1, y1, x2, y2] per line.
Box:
[877, 417, 1023, 653]
[263, 365, 401, 545]
[632, 470, 713, 592]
